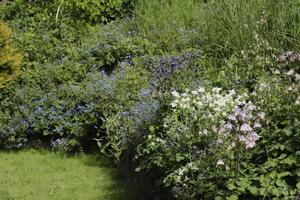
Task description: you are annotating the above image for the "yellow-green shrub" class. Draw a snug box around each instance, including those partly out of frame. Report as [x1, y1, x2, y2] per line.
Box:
[0, 21, 22, 88]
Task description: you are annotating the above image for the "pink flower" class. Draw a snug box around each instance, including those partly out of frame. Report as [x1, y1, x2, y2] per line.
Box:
[253, 122, 261, 129]
[249, 131, 260, 140]
[224, 123, 233, 131]
[240, 123, 253, 132]
[257, 112, 265, 120]
[237, 112, 247, 122]
[244, 139, 256, 149]
[238, 135, 246, 142]
[245, 102, 256, 111]
[216, 138, 223, 144]
[227, 114, 237, 121]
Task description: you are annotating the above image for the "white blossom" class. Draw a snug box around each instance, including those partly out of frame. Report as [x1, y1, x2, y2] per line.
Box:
[217, 159, 225, 165]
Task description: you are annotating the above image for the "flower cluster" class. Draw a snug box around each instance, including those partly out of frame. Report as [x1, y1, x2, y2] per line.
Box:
[51, 138, 69, 149]
[285, 69, 300, 83]
[147, 50, 202, 86]
[170, 87, 244, 117]
[218, 101, 265, 149]
[277, 51, 300, 63]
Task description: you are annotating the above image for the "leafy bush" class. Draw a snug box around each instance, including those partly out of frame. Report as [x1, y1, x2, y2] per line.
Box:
[1, 0, 130, 24]
[0, 21, 22, 88]
[225, 68, 300, 199]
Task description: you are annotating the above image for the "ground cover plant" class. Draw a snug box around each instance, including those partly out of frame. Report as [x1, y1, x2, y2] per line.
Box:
[0, 0, 299, 199]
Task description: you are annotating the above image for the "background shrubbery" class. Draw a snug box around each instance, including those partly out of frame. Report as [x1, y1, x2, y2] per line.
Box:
[0, 21, 22, 88]
[0, 0, 300, 199]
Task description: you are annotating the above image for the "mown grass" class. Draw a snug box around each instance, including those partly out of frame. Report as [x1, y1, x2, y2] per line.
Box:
[0, 150, 134, 200]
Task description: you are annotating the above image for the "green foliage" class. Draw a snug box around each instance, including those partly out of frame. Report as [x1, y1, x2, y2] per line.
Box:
[0, 21, 22, 88]
[226, 70, 300, 199]
[0, 0, 300, 199]
[1, 0, 130, 24]
[57, 0, 127, 23]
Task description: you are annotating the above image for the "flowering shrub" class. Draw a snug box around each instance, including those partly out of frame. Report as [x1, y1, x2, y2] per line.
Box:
[225, 68, 300, 199]
[136, 87, 265, 199]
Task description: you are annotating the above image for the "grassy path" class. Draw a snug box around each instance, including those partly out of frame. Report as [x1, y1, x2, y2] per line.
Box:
[0, 150, 134, 200]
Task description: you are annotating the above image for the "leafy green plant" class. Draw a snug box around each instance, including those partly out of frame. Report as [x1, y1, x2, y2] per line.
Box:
[0, 21, 22, 88]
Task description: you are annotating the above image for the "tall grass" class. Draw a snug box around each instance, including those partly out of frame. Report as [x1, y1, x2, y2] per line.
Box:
[130, 0, 300, 55]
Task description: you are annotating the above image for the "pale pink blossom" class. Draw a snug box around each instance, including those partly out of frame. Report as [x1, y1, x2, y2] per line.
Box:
[240, 123, 253, 132]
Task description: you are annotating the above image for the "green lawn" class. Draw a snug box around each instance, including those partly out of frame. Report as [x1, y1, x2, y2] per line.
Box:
[0, 150, 134, 200]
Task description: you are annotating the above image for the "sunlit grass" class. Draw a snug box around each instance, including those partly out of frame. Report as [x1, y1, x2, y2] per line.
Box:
[0, 150, 134, 200]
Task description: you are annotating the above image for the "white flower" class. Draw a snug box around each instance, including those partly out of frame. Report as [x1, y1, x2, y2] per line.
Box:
[198, 87, 205, 93]
[295, 74, 300, 82]
[178, 168, 185, 176]
[171, 102, 177, 108]
[217, 159, 225, 165]
[196, 101, 203, 107]
[253, 122, 261, 129]
[191, 90, 198, 95]
[295, 96, 300, 105]
[182, 97, 190, 103]
[228, 89, 236, 95]
[257, 112, 265, 120]
[286, 69, 295, 76]
[171, 90, 180, 98]
[182, 92, 188, 97]
[216, 138, 223, 144]
[225, 165, 230, 171]
[212, 87, 222, 93]
[199, 129, 208, 136]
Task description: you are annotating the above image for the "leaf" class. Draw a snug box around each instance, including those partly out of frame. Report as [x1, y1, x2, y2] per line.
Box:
[280, 156, 297, 166]
[226, 194, 238, 200]
[248, 186, 258, 195]
[175, 153, 186, 162]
